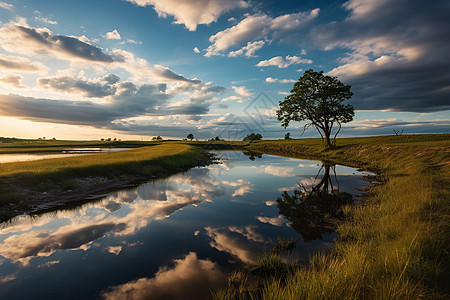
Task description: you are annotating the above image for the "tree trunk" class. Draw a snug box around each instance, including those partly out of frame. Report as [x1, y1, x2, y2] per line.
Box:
[324, 131, 332, 148]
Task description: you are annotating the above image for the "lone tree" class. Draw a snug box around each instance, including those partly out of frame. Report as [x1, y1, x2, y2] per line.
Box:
[277, 69, 354, 148]
[187, 133, 194, 141]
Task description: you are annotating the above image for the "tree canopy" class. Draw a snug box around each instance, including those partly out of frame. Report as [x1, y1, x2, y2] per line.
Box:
[243, 133, 262, 141]
[277, 69, 354, 147]
[187, 133, 194, 141]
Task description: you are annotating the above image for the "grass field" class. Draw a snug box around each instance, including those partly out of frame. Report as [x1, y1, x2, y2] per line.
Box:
[0, 143, 209, 220]
[213, 134, 450, 299]
[1, 135, 449, 298]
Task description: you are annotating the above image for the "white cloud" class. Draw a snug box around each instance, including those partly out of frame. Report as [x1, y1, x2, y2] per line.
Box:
[125, 0, 248, 31]
[257, 55, 312, 68]
[228, 40, 265, 57]
[265, 77, 296, 83]
[205, 9, 319, 56]
[0, 1, 13, 11]
[105, 29, 121, 40]
[222, 85, 253, 103]
[193, 47, 200, 53]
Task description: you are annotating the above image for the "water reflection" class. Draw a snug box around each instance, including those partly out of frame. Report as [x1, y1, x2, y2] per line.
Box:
[0, 152, 370, 299]
[277, 163, 353, 242]
[102, 252, 227, 300]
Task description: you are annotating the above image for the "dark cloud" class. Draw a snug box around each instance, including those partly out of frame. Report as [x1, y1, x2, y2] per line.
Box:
[0, 83, 169, 126]
[310, 0, 450, 112]
[14, 25, 125, 62]
[153, 65, 202, 84]
[0, 24, 124, 63]
[38, 74, 121, 98]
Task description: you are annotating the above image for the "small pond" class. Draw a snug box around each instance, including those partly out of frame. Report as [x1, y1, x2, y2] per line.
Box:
[0, 151, 372, 299]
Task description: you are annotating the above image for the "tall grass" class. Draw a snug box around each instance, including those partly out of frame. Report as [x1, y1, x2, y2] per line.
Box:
[214, 134, 449, 299]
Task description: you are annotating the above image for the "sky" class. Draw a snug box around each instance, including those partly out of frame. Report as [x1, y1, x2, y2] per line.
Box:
[0, 0, 449, 140]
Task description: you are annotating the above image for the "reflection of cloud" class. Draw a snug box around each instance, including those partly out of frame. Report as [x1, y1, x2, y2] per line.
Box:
[205, 226, 267, 263]
[0, 169, 226, 264]
[222, 179, 254, 197]
[102, 201, 122, 212]
[265, 200, 277, 206]
[256, 215, 291, 227]
[102, 252, 226, 300]
[264, 165, 295, 177]
[0, 223, 126, 263]
[107, 246, 122, 255]
[228, 225, 265, 242]
[0, 274, 16, 283]
[277, 184, 298, 192]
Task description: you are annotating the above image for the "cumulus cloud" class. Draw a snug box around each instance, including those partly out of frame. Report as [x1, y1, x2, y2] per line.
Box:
[205, 9, 319, 56]
[102, 252, 226, 300]
[0, 22, 124, 63]
[0, 53, 47, 72]
[256, 55, 312, 68]
[222, 85, 253, 103]
[0, 74, 25, 88]
[193, 46, 200, 53]
[125, 0, 248, 31]
[312, 0, 450, 112]
[265, 77, 296, 83]
[228, 40, 265, 57]
[104, 29, 121, 40]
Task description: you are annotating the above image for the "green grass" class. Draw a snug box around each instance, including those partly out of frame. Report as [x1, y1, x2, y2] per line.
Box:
[0, 143, 209, 219]
[214, 134, 450, 299]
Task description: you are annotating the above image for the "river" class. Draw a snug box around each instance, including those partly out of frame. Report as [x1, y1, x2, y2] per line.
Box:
[0, 151, 371, 299]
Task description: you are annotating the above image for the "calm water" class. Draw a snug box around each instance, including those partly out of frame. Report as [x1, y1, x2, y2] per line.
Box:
[0, 151, 371, 299]
[0, 148, 133, 164]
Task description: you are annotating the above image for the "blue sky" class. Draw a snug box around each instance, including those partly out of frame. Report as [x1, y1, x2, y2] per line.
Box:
[0, 0, 449, 140]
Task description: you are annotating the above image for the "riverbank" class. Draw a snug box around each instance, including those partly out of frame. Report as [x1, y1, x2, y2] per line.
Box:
[214, 134, 449, 299]
[0, 143, 212, 222]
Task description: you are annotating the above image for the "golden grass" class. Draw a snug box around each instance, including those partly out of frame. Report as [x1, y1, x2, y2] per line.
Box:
[214, 134, 449, 299]
[0, 143, 192, 176]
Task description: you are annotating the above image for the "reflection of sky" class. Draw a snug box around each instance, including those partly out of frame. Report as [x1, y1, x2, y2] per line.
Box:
[0, 151, 371, 299]
[0, 148, 132, 163]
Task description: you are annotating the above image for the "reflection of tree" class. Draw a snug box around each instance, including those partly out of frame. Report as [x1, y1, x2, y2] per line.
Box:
[277, 163, 353, 242]
[242, 150, 262, 161]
